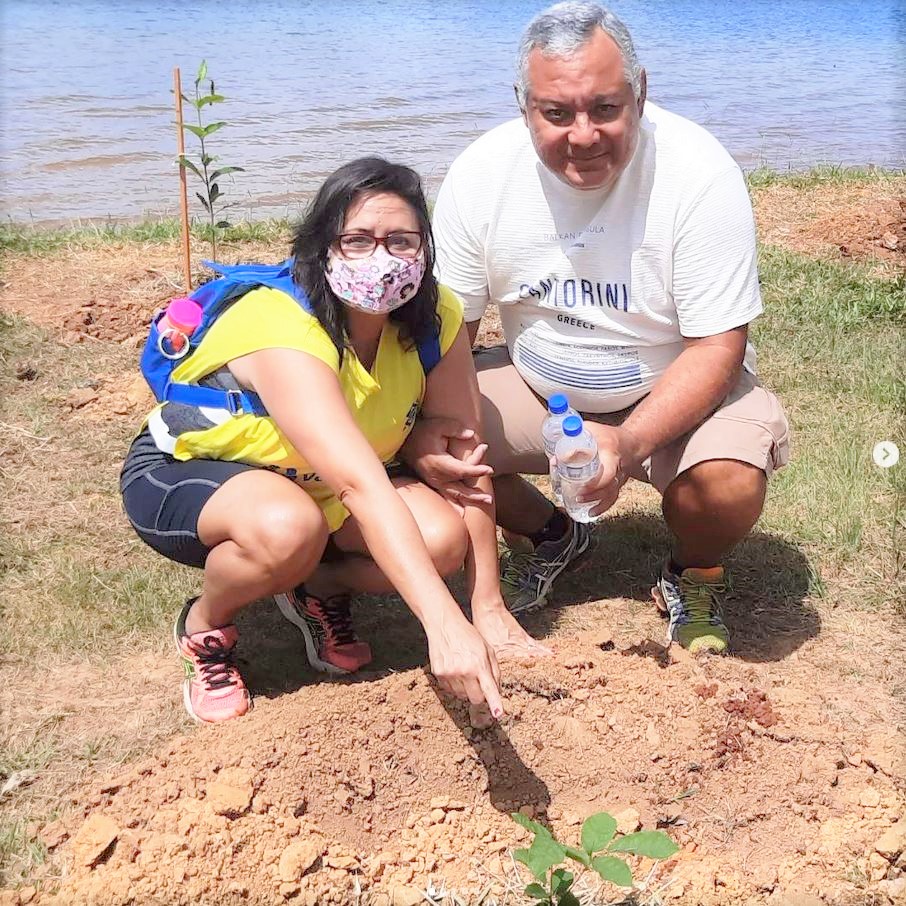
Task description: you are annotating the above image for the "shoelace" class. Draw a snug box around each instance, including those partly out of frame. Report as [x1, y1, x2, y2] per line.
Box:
[188, 634, 239, 690]
[312, 594, 357, 646]
[678, 576, 727, 627]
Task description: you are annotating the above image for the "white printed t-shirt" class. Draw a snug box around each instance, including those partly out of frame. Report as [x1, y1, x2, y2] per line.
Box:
[432, 101, 762, 413]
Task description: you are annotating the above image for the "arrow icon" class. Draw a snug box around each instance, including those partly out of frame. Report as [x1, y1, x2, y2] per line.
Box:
[872, 441, 900, 469]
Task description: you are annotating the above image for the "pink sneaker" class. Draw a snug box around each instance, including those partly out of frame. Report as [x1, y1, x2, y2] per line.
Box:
[174, 599, 250, 723]
[274, 587, 372, 674]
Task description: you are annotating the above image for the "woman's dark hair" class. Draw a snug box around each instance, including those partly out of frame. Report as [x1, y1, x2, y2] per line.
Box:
[291, 157, 439, 359]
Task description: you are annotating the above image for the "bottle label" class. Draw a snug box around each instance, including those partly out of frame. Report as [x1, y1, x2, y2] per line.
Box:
[560, 453, 600, 481]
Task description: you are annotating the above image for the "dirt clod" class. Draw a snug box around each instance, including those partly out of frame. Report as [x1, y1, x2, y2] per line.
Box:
[65, 387, 99, 409]
[205, 773, 254, 819]
[277, 838, 323, 882]
[71, 813, 119, 868]
[875, 823, 906, 861]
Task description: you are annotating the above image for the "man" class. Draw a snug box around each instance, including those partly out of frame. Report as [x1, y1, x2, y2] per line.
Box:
[404, 1, 789, 653]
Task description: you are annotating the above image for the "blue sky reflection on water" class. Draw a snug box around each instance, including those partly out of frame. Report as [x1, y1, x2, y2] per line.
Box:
[1, 0, 903, 223]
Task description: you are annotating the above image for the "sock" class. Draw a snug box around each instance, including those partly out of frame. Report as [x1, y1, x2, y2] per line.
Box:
[527, 507, 570, 548]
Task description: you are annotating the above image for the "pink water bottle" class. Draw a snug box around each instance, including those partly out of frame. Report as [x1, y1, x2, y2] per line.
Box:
[157, 296, 203, 359]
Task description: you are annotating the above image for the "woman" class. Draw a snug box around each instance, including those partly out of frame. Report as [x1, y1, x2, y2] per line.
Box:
[120, 157, 550, 724]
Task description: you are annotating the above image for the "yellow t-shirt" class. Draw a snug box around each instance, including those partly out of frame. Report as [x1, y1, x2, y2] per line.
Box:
[147, 284, 463, 531]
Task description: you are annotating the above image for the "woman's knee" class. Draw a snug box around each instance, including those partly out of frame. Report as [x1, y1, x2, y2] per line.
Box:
[421, 506, 469, 576]
[236, 500, 328, 583]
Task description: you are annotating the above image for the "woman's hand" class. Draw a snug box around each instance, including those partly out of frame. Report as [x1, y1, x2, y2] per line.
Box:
[471, 599, 554, 661]
[425, 613, 504, 717]
[400, 416, 494, 505]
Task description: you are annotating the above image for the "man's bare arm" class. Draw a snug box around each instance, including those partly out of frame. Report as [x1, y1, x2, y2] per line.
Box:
[579, 326, 749, 516]
[620, 326, 748, 460]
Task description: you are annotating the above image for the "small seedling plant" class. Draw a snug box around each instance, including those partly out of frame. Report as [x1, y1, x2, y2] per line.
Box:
[177, 60, 244, 259]
[512, 811, 678, 905]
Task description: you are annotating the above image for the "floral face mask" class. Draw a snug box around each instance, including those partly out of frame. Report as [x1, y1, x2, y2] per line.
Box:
[325, 247, 426, 314]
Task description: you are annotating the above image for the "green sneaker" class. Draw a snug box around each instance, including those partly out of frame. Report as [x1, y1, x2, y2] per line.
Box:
[653, 564, 729, 654]
[500, 518, 592, 614]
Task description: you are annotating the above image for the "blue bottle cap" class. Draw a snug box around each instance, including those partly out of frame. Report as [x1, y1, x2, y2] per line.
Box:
[562, 415, 583, 436]
[548, 393, 568, 414]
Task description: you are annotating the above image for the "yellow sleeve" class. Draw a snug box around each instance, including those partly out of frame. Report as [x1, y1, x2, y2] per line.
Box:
[173, 286, 340, 383]
[437, 284, 465, 356]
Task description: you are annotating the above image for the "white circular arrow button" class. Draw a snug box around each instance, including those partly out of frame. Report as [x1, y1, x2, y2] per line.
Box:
[873, 441, 900, 468]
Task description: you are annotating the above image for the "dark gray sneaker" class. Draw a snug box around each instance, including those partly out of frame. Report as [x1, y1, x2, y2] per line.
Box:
[500, 519, 592, 613]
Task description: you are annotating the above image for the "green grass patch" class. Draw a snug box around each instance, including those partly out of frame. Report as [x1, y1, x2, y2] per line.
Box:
[745, 164, 905, 189]
[0, 217, 292, 257]
[754, 244, 904, 594]
[0, 817, 47, 888]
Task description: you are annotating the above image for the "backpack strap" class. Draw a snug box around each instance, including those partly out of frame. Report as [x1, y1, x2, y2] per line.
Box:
[162, 382, 269, 416]
[416, 332, 442, 375]
[161, 260, 307, 416]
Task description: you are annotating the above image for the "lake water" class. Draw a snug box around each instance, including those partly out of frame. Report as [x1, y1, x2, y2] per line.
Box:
[1, 0, 904, 224]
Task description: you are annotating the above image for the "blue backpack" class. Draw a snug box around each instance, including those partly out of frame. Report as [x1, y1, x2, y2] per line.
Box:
[140, 260, 442, 417]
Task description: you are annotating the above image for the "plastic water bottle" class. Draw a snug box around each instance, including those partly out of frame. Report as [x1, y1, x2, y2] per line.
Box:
[555, 415, 601, 523]
[156, 296, 203, 359]
[541, 393, 578, 504]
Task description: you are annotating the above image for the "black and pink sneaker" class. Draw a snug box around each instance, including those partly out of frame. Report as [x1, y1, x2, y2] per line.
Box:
[174, 599, 250, 723]
[274, 587, 372, 675]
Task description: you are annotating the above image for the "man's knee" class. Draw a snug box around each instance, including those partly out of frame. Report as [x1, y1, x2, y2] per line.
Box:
[665, 459, 767, 514]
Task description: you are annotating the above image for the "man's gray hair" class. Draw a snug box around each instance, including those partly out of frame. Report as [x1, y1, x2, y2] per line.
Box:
[515, 1, 642, 106]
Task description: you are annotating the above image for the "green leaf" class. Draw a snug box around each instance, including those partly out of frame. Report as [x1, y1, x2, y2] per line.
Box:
[556, 892, 580, 906]
[211, 166, 244, 180]
[195, 192, 210, 212]
[518, 835, 566, 881]
[209, 183, 221, 204]
[183, 123, 207, 139]
[511, 812, 553, 840]
[562, 845, 591, 867]
[609, 831, 679, 860]
[550, 868, 573, 894]
[176, 155, 202, 178]
[201, 121, 226, 137]
[581, 813, 617, 854]
[524, 883, 548, 900]
[196, 60, 208, 84]
[201, 153, 215, 167]
[215, 220, 231, 229]
[196, 93, 225, 107]
[592, 855, 633, 887]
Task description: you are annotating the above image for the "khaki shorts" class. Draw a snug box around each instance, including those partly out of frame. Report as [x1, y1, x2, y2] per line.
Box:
[475, 346, 790, 494]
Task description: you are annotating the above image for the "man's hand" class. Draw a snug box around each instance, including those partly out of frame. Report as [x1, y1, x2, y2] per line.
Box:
[575, 423, 643, 517]
[400, 416, 494, 505]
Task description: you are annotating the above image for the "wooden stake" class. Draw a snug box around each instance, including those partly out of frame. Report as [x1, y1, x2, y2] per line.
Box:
[173, 67, 192, 293]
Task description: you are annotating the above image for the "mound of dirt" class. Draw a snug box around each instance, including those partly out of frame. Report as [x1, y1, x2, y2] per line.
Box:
[754, 179, 906, 270]
[25, 633, 906, 906]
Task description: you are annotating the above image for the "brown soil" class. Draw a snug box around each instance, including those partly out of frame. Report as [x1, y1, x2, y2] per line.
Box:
[1, 187, 905, 906]
[19, 636, 906, 905]
[753, 177, 906, 274]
